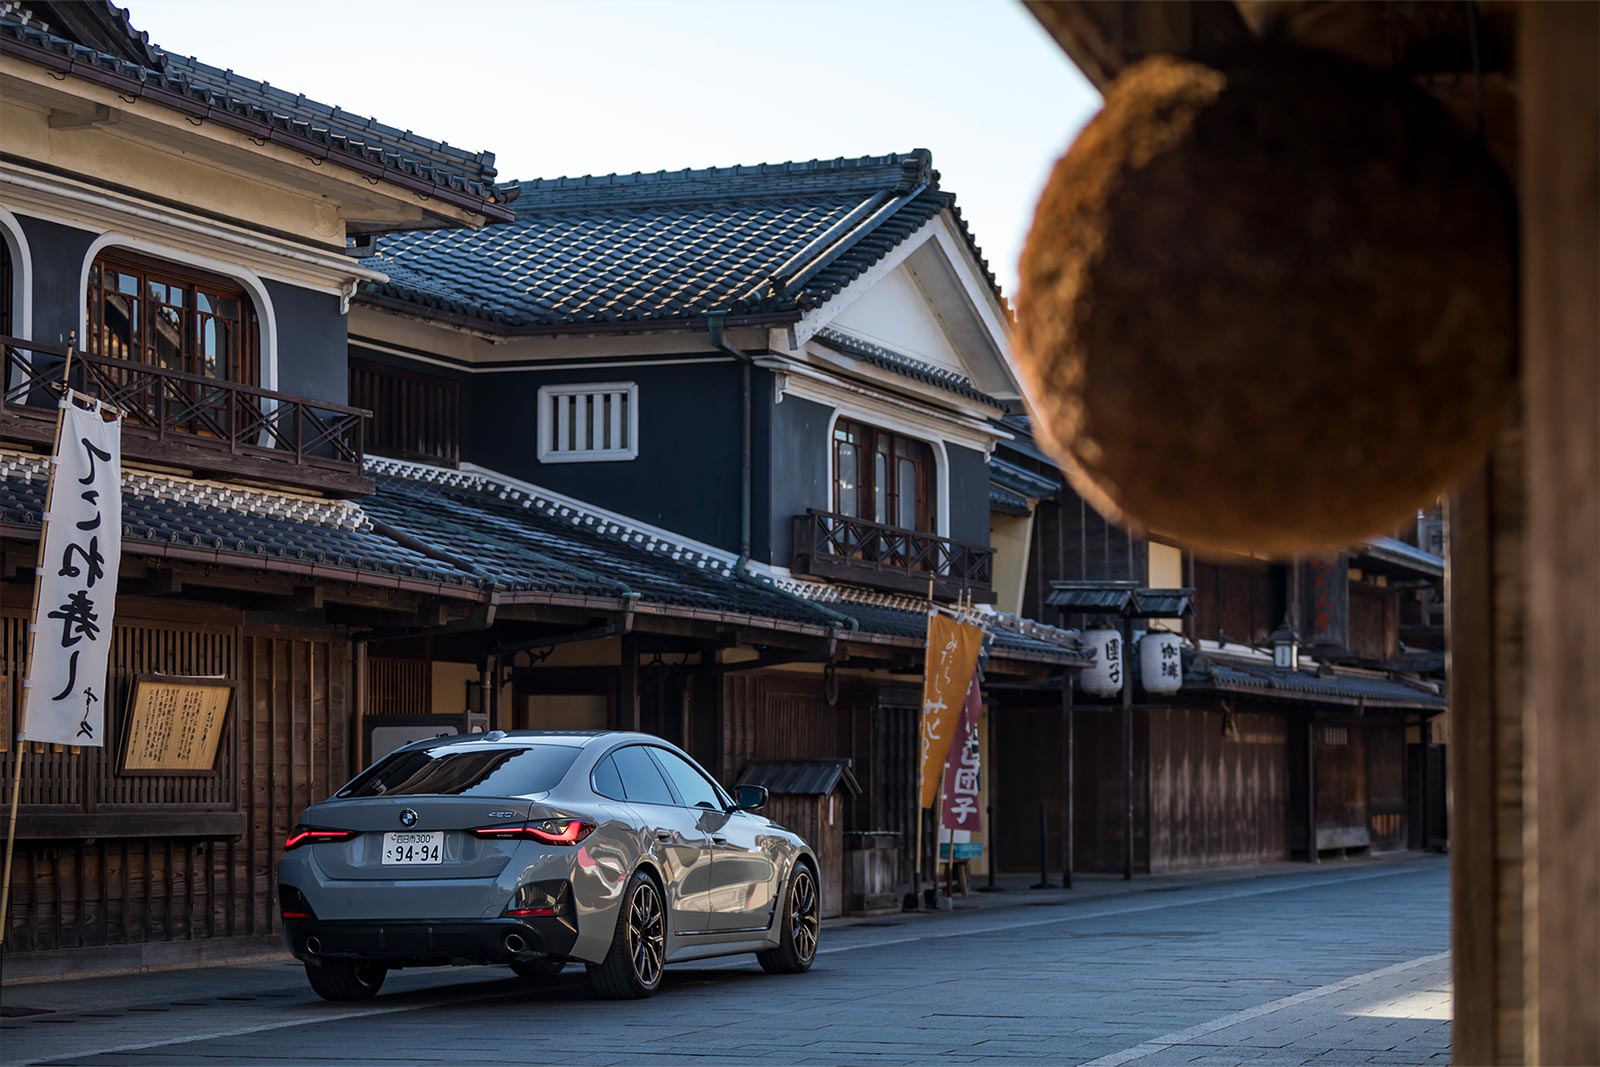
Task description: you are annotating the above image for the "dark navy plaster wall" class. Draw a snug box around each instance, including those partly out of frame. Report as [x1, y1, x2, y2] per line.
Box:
[265, 281, 347, 404]
[946, 443, 991, 547]
[16, 215, 94, 346]
[462, 355, 751, 555]
[766, 393, 832, 567]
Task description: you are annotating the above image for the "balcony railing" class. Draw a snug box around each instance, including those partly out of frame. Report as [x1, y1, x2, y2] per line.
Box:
[1, 335, 373, 497]
[791, 509, 995, 602]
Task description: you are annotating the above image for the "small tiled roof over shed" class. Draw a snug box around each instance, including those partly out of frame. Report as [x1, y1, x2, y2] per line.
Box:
[738, 759, 862, 797]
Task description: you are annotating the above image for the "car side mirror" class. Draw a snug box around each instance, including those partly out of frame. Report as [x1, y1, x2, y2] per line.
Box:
[732, 784, 768, 812]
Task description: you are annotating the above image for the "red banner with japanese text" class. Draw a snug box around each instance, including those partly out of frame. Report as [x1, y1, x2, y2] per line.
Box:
[917, 611, 984, 808]
[940, 670, 982, 832]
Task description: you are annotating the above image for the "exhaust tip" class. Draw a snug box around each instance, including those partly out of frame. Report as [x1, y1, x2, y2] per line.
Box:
[304, 936, 322, 955]
[503, 933, 526, 954]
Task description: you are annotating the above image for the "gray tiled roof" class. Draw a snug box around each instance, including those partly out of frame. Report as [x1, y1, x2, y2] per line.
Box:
[990, 454, 1061, 499]
[0, 444, 1085, 658]
[1360, 536, 1446, 578]
[359, 150, 1005, 329]
[1189, 651, 1445, 710]
[814, 329, 1000, 406]
[989, 482, 1032, 516]
[0, 454, 482, 590]
[365, 462, 833, 625]
[0, 8, 511, 223]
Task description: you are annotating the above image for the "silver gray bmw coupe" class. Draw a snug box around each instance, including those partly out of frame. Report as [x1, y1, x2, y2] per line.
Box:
[277, 731, 820, 1001]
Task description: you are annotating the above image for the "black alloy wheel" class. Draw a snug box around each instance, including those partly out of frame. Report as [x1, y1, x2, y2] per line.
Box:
[758, 864, 820, 974]
[588, 871, 667, 998]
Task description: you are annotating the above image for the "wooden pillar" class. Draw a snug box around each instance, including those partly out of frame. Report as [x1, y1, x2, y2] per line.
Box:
[487, 653, 503, 732]
[1520, 5, 1599, 1060]
[1121, 614, 1134, 881]
[1416, 715, 1429, 851]
[351, 641, 367, 773]
[1306, 715, 1318, 863]
[1060, 673, 1074, 888]
[619, 633, 640, 732]
[1448, 417, 1524, 1063]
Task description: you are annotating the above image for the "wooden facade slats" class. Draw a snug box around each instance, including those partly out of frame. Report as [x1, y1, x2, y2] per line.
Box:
[1, 604, 350, 958]
[1191, 558, 1279, 646]
[1146, 708, 1286, 872]
[349, 357, 461, 468]
[366, 656, 432, 717]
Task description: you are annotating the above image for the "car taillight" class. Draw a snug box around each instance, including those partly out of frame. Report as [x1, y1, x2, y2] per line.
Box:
[283, 827, 356, 851]
[472, 818, 595, 845]
[279, 884, 317, 920]
[504, 880, 575, 921]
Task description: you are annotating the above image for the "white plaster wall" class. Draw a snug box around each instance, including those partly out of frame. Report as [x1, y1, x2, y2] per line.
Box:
[829, 263, 968, 375]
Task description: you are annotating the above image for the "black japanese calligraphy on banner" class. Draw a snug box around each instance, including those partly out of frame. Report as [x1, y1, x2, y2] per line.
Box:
[21, 401, 122, 747]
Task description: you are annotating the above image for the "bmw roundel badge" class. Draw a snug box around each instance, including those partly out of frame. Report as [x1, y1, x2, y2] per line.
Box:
[398, 808, 419, 827]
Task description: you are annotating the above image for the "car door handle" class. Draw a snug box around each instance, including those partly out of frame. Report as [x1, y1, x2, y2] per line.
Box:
[656, 829, 676, 843]
[710, 835, 728, 845]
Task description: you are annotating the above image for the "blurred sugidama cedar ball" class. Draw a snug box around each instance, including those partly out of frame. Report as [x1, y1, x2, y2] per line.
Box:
[1013, 49, 1515, 557]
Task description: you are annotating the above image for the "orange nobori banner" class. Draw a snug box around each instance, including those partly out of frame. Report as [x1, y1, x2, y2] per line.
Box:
[917, 610, 985, 809]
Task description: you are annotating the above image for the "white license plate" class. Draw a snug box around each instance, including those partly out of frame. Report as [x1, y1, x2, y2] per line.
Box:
[382, 831, 443, 865]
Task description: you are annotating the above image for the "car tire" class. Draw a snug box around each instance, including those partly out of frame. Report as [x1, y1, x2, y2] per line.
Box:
[587, 870, 666, 999]
[757, 862, 820, 975]
[304, 958, 387, 1001]
[510, 958, 566, 980]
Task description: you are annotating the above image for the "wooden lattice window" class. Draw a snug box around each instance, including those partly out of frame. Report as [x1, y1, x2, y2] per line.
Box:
[86, 249, 259, 384]
[831, 418, 936, 532]
[349, 357, 461, 467]
[537, 382, 637, 462]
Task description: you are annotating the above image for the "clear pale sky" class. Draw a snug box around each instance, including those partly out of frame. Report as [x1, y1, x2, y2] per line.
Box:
[127, 0, 1100, 296]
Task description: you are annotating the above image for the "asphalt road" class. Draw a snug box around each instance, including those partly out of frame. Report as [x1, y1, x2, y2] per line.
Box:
[1, 855, 1451, 1066]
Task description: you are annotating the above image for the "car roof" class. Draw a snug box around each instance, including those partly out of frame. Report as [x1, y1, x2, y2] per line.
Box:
[411, 730, 666, 751]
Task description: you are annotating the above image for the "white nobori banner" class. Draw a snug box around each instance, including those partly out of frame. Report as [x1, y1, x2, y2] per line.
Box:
[21, 400, 122, 747]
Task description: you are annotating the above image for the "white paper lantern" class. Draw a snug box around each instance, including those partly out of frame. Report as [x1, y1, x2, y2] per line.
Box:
[1141, 631, 1184, 695]
[1080, 627, 1124, 696]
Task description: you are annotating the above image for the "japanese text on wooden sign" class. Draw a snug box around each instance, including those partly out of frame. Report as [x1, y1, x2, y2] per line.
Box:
[120, 676, 233, 774]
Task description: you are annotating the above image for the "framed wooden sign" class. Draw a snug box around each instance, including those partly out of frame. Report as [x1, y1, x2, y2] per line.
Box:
[119, 674, 236, 776]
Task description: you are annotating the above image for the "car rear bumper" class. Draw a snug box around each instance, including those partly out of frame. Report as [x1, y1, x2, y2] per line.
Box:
[282, 916, 579, 967]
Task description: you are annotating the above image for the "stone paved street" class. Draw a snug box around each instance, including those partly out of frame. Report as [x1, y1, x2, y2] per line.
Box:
[1, 855, 1450, 1067]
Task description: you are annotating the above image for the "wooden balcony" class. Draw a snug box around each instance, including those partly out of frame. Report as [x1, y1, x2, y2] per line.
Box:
[791, 509, 995, 602]
[1, 336, 373, 497]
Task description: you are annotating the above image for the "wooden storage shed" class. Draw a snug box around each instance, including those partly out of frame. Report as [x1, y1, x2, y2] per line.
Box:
[738, 758, 861, 920]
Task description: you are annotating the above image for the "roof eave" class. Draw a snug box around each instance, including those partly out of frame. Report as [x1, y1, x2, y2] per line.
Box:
[0, 36, 514, 226]
[355, 290, 802, 337]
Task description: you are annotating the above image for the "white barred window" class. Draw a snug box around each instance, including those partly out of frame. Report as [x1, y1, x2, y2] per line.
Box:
[537, 383, 638, 462]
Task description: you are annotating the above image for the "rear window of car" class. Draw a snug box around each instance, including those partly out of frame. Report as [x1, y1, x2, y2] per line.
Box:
[337, 743, 581, 799]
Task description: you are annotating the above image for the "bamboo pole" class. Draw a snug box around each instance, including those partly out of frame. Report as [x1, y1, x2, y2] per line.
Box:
[0, 341, 75, 952]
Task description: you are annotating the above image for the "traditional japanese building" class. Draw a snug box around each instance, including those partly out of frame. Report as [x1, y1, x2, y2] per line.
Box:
[0, 32, 1086, 975]
[343, 150, 1089, 913]
[985, 416, 1447, 878]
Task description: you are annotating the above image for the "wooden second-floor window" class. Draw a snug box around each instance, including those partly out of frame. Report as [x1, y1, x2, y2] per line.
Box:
[832, 418, 936, 532]
[86, 250, 259, 384]
[349, 357, 461, 467]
